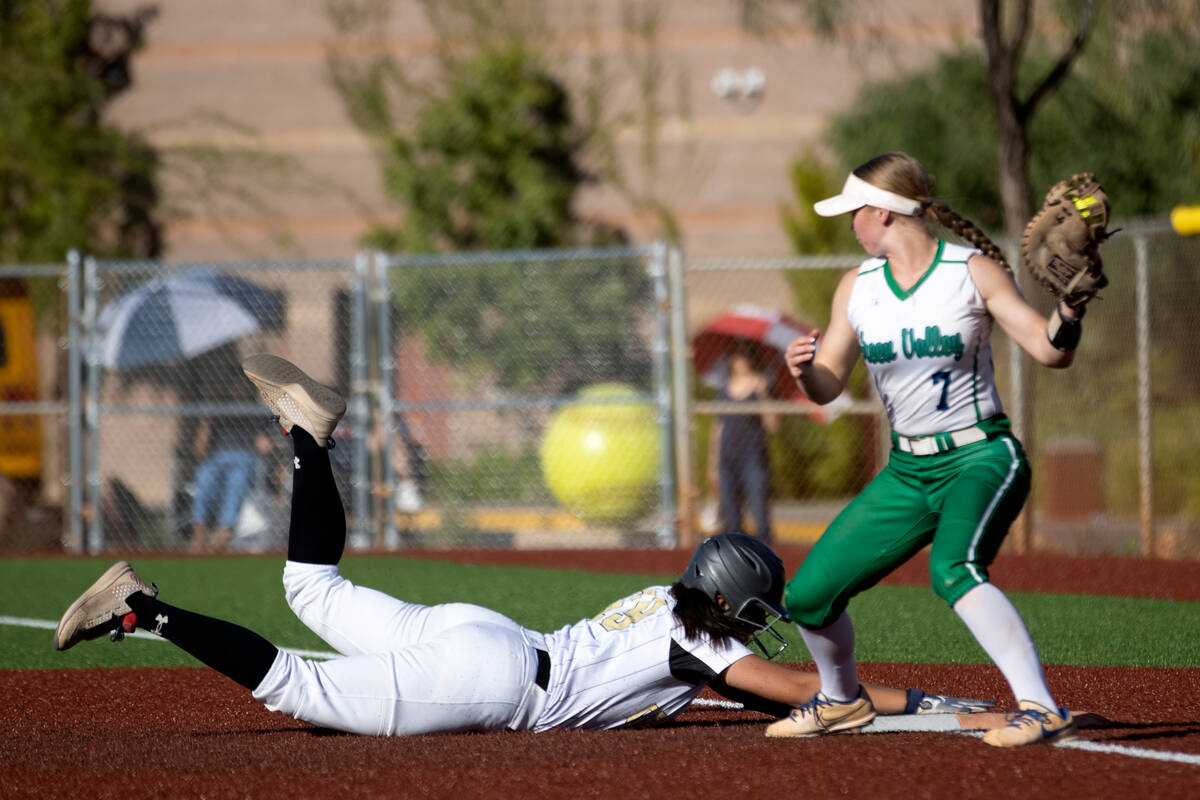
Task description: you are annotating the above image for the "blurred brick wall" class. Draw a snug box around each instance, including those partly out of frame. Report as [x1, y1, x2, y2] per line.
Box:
[96, 0, 979, 261]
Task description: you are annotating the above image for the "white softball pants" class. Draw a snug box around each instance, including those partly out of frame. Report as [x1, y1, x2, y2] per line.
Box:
[251, 561, 547, 735]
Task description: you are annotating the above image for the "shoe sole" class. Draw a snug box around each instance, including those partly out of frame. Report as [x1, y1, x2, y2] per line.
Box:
[764, 707, 877, 738]
[242, 355, 346, 444]
[983, 723, 1079, 747]
[54, 561, 136, 651]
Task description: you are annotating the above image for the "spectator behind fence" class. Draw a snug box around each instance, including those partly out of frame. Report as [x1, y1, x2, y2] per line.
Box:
[189, 417, 272, 554]
[706, 342, 779, 542]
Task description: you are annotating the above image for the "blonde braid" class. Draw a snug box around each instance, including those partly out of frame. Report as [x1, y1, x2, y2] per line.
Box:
[924, 202, 1012, 273]
[853, 152, 1013, 273]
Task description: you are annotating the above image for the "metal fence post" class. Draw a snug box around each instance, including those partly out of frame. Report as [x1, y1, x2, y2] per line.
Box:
[1006, 242, 1032, 553]
[350, 252, 372, 549]
[66, 251, 84, 553]
[667, 244, 693, 550]
[1135, 233, 1154, 556]
[82, 256, 103, 553]
[374, 251, 398, 549]
[649, 242, 677, 548]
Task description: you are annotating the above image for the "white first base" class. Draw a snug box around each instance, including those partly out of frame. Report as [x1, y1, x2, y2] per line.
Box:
[858, 714, 967, 733]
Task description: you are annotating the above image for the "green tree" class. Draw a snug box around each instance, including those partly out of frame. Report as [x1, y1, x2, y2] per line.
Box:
[779, 150, 857, 326]
[780, 151, 858, 259]
[739, 0, 1086, 236]
[806, 21, 1200, 523]
[377, 47, 649, 392]
[823, 50, 1003, 230]
[0, 1, 161, 262]
[327, 3, 655, 392]
[822, 28, 1200, 226]
[773, 152, 875, 500]
[742, 1, 1198, 237]
[1033, 26, 1200, 214]
[366, 47, 609, 253]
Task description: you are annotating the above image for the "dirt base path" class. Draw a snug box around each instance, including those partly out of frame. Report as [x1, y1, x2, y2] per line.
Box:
[5, 663, 1197, 800]
[5, 550, 1198, 799]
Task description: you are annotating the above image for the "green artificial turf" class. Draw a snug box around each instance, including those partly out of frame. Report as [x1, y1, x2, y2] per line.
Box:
[2, 556, 1197, 671]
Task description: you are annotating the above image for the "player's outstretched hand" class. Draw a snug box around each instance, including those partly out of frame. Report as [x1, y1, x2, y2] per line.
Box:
[915, 694, 995, 715]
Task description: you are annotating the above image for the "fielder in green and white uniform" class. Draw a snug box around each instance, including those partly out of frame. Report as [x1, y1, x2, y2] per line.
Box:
[770, 153, 1092, 746]
[792, 238, 1028, 624]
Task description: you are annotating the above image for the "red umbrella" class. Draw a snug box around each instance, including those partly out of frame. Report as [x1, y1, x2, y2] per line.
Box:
[692, 304, 814, 401]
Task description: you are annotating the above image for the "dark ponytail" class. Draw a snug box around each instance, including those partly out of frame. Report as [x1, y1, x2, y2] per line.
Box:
[669, 582, 757, 649]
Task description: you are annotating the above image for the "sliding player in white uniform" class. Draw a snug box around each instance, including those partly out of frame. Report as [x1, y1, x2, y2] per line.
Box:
[55, 355, 989, 736]
[775, 152, 1089, 746]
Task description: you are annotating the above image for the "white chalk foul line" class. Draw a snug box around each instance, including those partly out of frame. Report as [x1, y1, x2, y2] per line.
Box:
[689, 696, 1200, 766]
[1057, 738, 1200, 766]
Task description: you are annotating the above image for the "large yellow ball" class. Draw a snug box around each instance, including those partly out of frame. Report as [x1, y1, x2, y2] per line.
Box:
[540, 383, 661, 524]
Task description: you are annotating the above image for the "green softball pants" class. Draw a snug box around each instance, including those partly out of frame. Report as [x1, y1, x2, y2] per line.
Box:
[784, 426, 1031, 629]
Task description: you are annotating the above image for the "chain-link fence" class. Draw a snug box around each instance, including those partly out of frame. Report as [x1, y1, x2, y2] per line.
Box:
[682, 224, 1200, 559]
[0, 264, 70, 551]
[680, 254, 882, 552]
[77, 257, 366, 554]
[0, 224, 1195, 557]
[1023, 225, 1200, 558]
[373, 247, 675, 550]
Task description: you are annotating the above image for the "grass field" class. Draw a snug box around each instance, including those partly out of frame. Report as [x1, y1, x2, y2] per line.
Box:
[4, 555, 1198, 671]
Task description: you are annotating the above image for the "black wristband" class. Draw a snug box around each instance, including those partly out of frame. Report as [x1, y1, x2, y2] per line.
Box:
[1046, 307, 1082, 352]
[904, 688, 925, 715]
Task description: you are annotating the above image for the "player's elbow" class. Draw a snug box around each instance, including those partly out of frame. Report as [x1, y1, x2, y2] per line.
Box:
[1036, 349, 1075, 369]
[807, 385, 845, 405]
[796, 372, 845, 405]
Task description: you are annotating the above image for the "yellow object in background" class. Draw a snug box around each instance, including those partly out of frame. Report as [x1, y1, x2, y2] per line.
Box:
[1170, 205, 1200, 236]
[0, 281, 42, 480]
[540, 383, 661, 525]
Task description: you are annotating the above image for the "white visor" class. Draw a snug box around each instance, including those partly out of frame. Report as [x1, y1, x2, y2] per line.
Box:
[813, 173, 923, 217]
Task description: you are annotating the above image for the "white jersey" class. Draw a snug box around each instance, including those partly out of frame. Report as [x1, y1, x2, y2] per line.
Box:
[847, 241, 1002, 437]
[257, 565, 753, 737]
[534, 585, 753, 731]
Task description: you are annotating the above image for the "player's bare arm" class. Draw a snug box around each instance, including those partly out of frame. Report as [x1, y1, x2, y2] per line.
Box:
[785, 269, 860, 404]
[719, 654, 910, 714]
[968, 253, 1076, 369]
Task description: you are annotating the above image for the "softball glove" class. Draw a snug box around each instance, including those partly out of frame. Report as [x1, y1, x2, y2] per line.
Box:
[1020, 172, 1112, 308]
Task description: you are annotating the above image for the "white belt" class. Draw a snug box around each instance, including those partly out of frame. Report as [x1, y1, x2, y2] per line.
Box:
[894, 426, 987, 456]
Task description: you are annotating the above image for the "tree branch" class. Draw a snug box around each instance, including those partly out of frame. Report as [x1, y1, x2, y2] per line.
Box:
[979, 0, 1005, 67]
[1018, 0, 1096, 122]
[1009, 0, 1034, 64]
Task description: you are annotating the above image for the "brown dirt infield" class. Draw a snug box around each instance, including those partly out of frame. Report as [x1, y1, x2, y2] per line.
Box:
[4, 549, 1198, 799]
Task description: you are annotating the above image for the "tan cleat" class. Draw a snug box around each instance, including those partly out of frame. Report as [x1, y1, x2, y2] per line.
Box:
[982, 700, 1078, 747]
[55, 561, 157, 651]
[765, 687, 877, 738]
[242, 354, 346, 447]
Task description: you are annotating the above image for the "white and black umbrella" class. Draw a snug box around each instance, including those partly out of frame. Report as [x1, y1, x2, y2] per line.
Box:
[95, 268, 284, 370]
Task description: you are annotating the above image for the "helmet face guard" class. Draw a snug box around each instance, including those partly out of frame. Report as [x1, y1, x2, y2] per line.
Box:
[680, 533, 792, 660]
[733, 597, 791, 660]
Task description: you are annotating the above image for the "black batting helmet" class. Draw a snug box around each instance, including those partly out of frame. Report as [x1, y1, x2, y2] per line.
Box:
[679, 533, 792, 631]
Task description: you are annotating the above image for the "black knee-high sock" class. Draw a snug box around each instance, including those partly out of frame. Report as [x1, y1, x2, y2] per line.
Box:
[287, 427, 346, 564]
[126, 593, 277, 691]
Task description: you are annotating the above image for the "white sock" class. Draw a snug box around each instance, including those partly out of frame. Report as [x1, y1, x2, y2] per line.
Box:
[953, 582, 1057, 710]
[797, 611, 859, 701]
